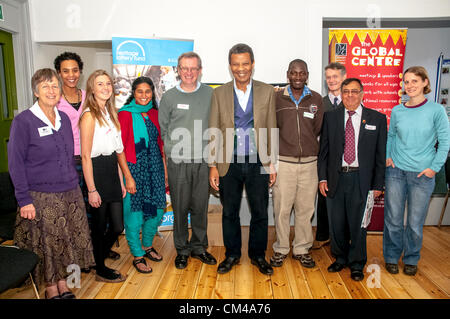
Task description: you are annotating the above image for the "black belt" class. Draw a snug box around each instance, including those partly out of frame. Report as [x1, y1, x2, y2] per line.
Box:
[341, 166, 359, 173]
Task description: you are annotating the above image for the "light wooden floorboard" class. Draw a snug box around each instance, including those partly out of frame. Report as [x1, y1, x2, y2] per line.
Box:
[2, 226, 450, 299]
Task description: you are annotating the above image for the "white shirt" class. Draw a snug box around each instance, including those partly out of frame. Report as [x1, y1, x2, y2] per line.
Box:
[342, 104, 362, 167]
[176, 81, 201, 93]
[83, 108, 124, 158]
[328, 93, 342, 107]
[233, 79, 252, 112]
[30, 101, 62, 132]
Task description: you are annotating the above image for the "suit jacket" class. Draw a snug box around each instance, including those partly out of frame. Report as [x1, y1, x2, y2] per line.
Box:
[208, 80, 277, 177]
[322, 95, 334, 113]
[318, 105, 387, 198]
[322, 95, 343, 113]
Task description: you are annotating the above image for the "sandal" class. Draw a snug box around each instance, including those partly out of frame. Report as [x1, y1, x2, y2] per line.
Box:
[145, 247, 163, 262]
[133, 257, 153, 274]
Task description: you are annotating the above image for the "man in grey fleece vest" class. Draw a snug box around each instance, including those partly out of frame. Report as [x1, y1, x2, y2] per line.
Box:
[159, 52, 216, 269]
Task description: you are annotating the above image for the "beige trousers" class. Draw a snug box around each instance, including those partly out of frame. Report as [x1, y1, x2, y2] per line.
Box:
[272, 158, 318, 255]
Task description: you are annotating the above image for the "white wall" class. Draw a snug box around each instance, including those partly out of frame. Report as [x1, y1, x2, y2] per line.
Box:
[13, 0, 450, 225]
[32, 43, 112, 90]
[27, 0, 450, 92]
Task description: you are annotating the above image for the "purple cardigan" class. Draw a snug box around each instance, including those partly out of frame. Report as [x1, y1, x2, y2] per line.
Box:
[8, 109, 79, 207]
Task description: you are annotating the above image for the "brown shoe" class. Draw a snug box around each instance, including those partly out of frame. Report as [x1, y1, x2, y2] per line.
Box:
[403, 264, 418, 276]
[385, 263, 399, 274]
[293, 253, 316, 268]
[270, 252, 287, 267]
[311, 239, 330, 250]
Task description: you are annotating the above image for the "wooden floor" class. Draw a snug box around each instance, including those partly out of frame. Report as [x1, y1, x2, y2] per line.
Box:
[2, 226, 450, 299]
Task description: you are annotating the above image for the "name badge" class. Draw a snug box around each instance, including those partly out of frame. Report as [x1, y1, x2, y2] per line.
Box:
[177, 104, 189, 110]
[303, 112, 314, 119]
[38, 126, 53, 137]
[365, 124, 376, 130]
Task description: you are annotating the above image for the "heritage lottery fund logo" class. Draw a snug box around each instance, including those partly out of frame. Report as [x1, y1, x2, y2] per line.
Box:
[115, 40, 146, 63]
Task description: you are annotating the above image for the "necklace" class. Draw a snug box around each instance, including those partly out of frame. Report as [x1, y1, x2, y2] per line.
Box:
[63, 88, 81, 110]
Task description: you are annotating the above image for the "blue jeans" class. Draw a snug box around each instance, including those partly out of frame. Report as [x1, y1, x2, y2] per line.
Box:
[383, 166, 435, 266]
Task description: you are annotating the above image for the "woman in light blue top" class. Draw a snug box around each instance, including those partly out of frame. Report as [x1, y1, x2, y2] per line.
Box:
[383, 66, 450, 276]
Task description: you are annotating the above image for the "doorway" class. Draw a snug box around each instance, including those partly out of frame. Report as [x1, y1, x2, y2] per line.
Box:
[0, 29, 18, 172]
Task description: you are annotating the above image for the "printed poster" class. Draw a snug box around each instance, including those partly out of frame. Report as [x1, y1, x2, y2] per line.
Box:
[112, 36, 194, 230]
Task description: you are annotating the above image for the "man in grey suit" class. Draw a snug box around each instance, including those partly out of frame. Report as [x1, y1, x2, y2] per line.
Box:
[313, 62, 347, 250]
[209, 43, 277, 275]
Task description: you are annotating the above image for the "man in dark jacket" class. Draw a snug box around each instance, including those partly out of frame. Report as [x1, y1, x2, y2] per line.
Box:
[318, 78, 386, 282]
[313, 62, 347, 250]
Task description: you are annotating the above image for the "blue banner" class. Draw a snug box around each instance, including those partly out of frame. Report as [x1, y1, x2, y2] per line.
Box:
[112, 36, 194, 231]
[112, 37, 194, 66]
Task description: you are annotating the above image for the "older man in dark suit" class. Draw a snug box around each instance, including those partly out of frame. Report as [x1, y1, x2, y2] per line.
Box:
[313, 62, 347, 250]
[208, 43, 277, 276]
[318, 78, 387, 281]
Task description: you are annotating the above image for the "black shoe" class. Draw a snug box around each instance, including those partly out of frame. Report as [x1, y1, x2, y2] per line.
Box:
[251, 257, 274, 275]
[95, 266, 126, 283]
[385, 263, 399, 274]
[191, 251, 217, 265]
[350, 269, 364, 281]
[107, 250, 120, 260]
[175, 254, 189, 269]
[217, 256, 240, 274]
[327, 261, 346, 273]
[60, 291, 76, 299]
[81, 267, 91, 273]
[45, 291, 62, 299]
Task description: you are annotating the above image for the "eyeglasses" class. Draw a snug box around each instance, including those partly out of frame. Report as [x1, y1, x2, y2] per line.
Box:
[342, 89, 362, 95]
[178, 66, 200, 73]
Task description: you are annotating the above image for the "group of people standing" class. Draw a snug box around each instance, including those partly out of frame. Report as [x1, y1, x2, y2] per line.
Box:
[8, 52, 167, 298]
[6, 43, 449, 299]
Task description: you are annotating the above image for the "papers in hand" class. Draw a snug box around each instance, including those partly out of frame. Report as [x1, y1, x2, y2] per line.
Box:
[361, 190, 374, 228]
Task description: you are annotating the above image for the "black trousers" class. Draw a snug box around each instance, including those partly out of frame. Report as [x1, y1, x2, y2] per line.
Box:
[90, 201, 124, 270]
[315, 192, 330, 241]
[326, 171, 367, 271]
[219, 157, 269, 260]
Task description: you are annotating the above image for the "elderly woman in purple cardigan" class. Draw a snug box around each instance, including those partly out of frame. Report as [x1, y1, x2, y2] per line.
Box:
[8, 68, 95, 299]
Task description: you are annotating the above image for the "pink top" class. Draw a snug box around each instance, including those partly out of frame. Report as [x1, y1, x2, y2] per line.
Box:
[56, 89, 86, 156]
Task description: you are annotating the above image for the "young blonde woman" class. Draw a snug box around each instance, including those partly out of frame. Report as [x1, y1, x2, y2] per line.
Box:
[80, 70, 127, 283]
[383, 66, 450, 276]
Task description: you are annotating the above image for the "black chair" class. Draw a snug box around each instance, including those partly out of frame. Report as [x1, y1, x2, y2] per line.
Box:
[0, 245, 40, 298]
[0, 172, 18, 243]
[438, 157, 450, 228]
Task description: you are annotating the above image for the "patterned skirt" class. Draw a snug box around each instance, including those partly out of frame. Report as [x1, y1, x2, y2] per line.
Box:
[14, 187, 95, 286]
